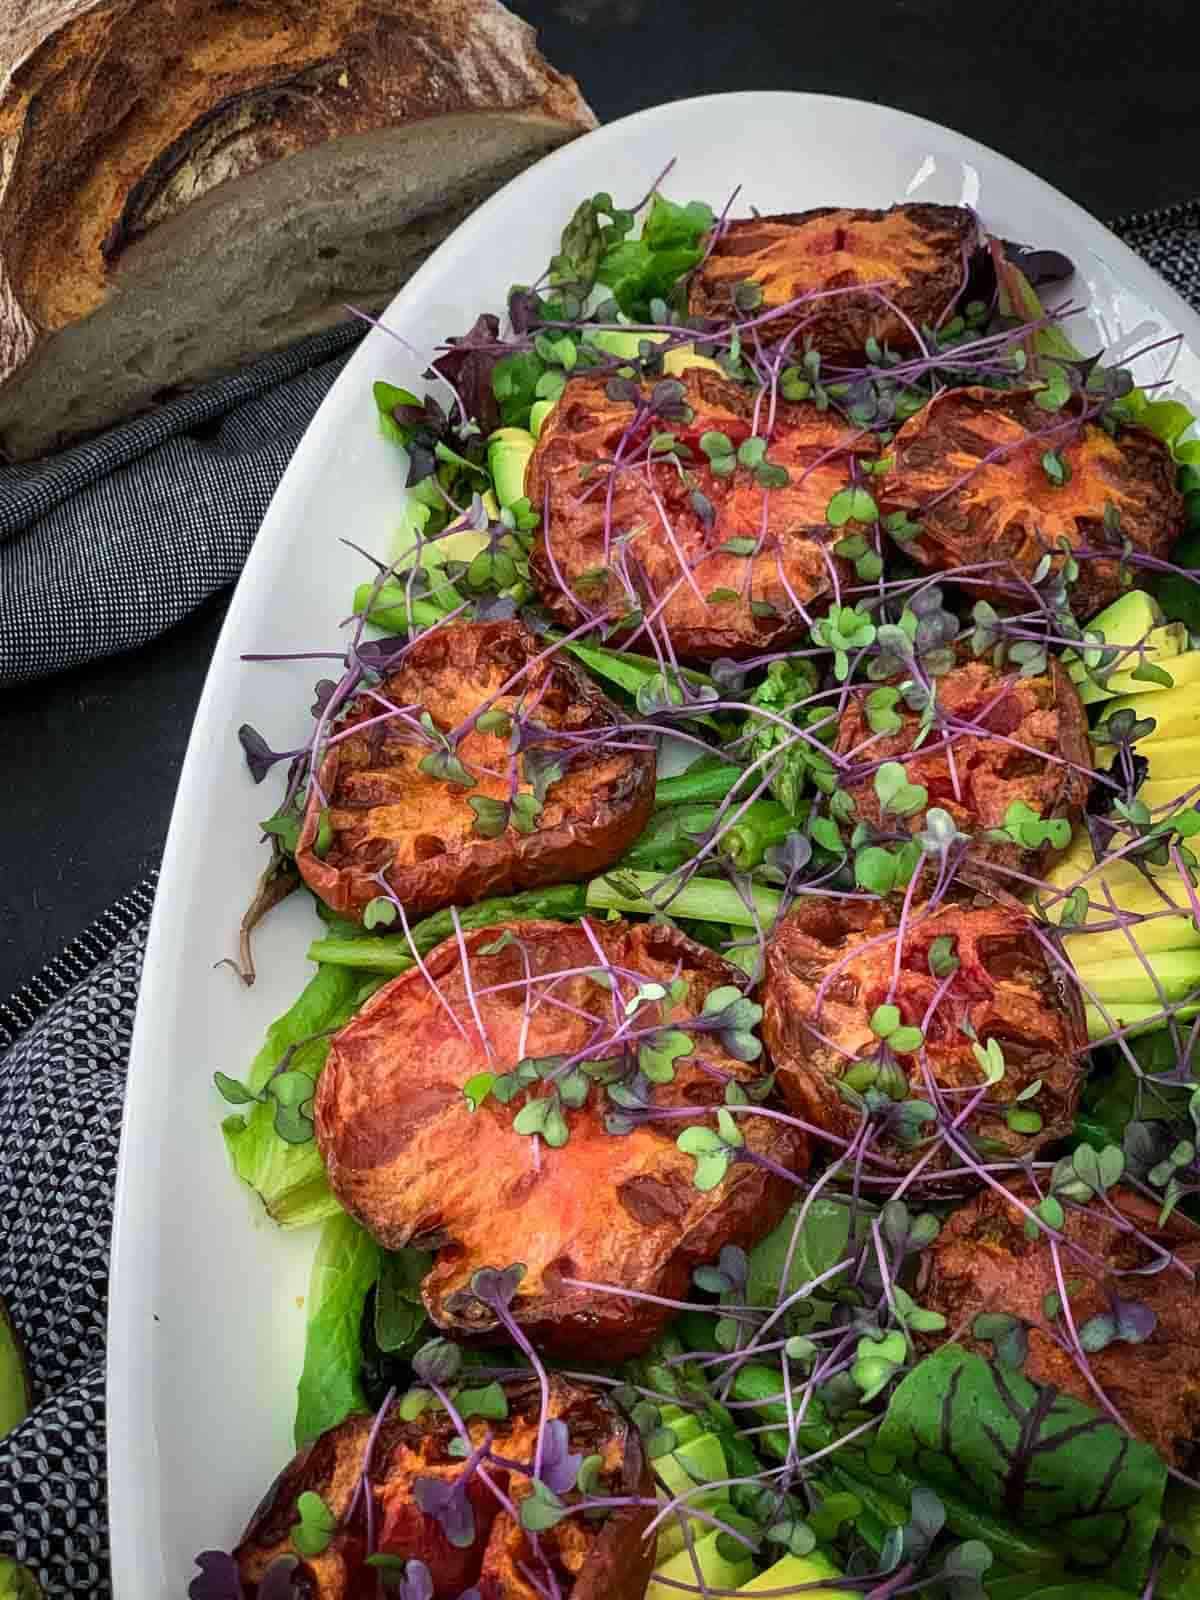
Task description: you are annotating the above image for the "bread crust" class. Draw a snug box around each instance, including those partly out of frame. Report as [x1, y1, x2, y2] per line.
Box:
[0, 0, 593, 342]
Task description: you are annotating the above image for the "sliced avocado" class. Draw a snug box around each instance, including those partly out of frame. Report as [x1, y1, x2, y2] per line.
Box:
[653, 1431, 727, 1502]
[586, 328, 664, 362]
[529, 398, 556, 438]
[737, 1552, 855, 1596]
[663, 344, 725, 378]
[1062, 588, 1175, 702]
[653, 1432, 729, 1562]
[0, 1560, 43, 1600]
[0, 1296, 31, 1440]
[487, 427, 536, 509]
[647, 1531, 753, 1600]
[1072, 622, 1187, 703]
[657, 1405, 705, 1446]
[1099, 680, 1200, 740]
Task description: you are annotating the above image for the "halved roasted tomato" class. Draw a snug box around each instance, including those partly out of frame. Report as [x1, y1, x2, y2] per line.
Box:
[687, 203, 977, 360]
[761, 894, 1086, 1172]
[526, 369, 876, 660]
[832, 655, 1091, 877]
[916, 1183, 1200, 1470]
[879, 386, 1182, 619]
[233, 1375, 652, 1599]
[315, 918, 807, 1358]
[295, 622, 655, 921]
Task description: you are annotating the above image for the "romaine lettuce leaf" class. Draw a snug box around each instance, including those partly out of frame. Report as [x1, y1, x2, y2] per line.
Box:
[222, 964, 362, 1228]
[294, 1211, 380, 1446]
[596, 195, 714, 321]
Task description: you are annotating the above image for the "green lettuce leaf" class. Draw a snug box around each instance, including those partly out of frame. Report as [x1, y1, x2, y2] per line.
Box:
[596, 195, 714, 321]
[374, 1245, 433, 1356]
[746, 660, 823, 817]
[745, 1197, 860, 1309]
[294, 1212, 381, 1446]
[877, 1345, 1167, 1590]
[1157, 1481, 1200, 1599]
[222, 964, 362, 1228]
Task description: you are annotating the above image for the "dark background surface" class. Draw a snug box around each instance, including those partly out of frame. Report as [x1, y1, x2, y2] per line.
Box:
[1, 0, 1197, 1001]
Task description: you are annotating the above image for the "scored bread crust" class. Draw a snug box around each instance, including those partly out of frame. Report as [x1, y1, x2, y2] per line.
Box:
[0, 0, 595, 455]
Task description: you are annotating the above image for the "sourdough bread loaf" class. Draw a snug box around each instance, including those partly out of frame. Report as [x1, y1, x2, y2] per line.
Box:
[0, 0, 596, 458]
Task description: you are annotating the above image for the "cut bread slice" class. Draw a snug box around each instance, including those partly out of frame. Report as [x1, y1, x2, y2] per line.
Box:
[0, 0, 595, 457]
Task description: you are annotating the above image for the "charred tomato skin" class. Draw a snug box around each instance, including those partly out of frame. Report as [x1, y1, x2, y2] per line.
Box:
[833, 655, 1091, 877]
[761, 893, 1087, 1174]
[527, 369, 874, 660]
[916, 1184, 1200, 1471]
[233, 1376, 653, 1600]
[295, 621, 655, 921]
[687, 203, 977, 360]
[315, 918, 807, 1360]
[879, 386, 1182, 619]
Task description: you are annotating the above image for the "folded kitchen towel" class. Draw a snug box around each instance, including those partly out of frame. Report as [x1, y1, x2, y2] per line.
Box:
[0, 321, 365, 689]
[0, 203, 1198, 1599]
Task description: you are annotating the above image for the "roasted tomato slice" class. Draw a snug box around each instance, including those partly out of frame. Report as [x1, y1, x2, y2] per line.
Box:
[295, 621, 655, 921]
[234, 1375, 652, 1600]
[916, 1183, 1200, 1470]
[879, 386, 1182, 619]
[687, 204, 977, 361]
[761, 895, 1086, 1172]
[315, 918, 806, 1358]
[526, 369, 875, 660]
[832, 656, 1091, 876]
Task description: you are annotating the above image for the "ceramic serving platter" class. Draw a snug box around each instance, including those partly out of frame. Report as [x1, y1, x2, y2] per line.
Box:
[106, 91, 1200, 1596]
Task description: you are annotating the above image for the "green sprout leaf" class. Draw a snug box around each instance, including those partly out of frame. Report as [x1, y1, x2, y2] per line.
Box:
[1041, 448, 1072, 486]
[826, 487, 880, 526]
[463, 1072, 495, 1113]
[291, 1490, 336, 1557]
[873, 760, 929, 818]
[362, 895, 398, 930]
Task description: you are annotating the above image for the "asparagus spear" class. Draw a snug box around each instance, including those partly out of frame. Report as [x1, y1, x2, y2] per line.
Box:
[306, 883, 588, 972]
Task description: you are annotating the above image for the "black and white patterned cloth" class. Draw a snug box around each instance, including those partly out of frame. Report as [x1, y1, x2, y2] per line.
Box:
[0, 323, 364, 689]
[1, 205, 1199, 1599]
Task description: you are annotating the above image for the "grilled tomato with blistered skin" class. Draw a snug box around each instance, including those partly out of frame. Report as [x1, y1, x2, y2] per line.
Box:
[761, 895, 1086, 1173]
[234, 1375, 652, 1600]
[687, 204, 977, 361]
[832, 655, 1091, 877]
[916, 1183, 1200, 1470]
[315, 918, 806, 1359]
[295, 621, 655, 922]
[879, 386, 1182, 619]
[526, 369, 876, 660]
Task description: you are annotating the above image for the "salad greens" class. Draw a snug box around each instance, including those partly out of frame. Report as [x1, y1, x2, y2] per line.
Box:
[220, 963, 362, 1228]
[294, 1212, 380, 1446]
[200, 170, 1200, 1600]
[878, 1346, 1167, 1589]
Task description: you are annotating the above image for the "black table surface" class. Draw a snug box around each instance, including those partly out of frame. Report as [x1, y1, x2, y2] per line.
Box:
[2, 0, 1197, 1002]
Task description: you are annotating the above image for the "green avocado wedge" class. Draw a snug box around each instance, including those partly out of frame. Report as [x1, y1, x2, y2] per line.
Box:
[0, 1295, 31, 1439]
[0, 1298, 40, 1600]
[0, 1560, 43, 1599]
